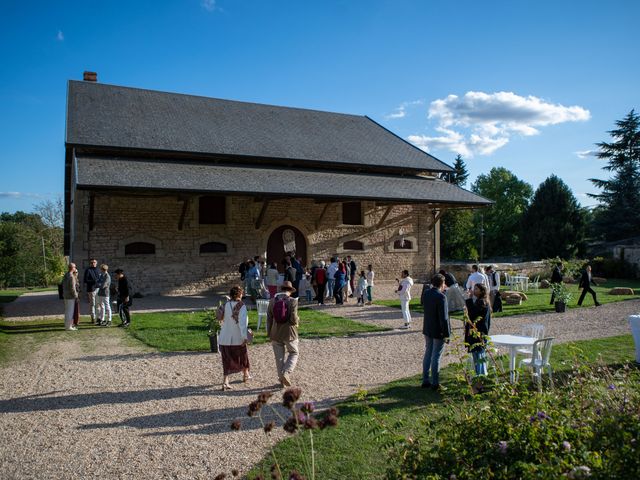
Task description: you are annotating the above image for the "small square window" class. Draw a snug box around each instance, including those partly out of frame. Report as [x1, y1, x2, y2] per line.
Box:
[342, 202, 362, 225]
[199, 196, 226, 224]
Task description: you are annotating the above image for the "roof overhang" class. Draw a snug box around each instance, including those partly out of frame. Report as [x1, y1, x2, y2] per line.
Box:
[75, 155, 492, 208]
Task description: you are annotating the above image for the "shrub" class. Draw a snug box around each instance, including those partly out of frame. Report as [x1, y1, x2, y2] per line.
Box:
[378, 363, 640, 479]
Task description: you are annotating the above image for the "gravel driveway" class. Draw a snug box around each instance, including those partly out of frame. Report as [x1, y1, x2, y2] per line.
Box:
[1, 297, 638, 479]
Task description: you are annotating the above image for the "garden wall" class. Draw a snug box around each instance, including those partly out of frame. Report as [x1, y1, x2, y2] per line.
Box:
[440, 261, 548, 286]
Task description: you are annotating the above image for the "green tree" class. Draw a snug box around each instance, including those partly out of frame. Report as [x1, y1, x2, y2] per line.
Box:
[471, 167, 533, 257]
[588, 109, 640, 241]
[0, 201, 65, 288]
[441, 155, 478, 260]
[521, 175, 587, 259]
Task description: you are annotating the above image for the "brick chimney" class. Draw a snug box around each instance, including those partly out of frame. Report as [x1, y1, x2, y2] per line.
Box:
[83, 71, 97, 82]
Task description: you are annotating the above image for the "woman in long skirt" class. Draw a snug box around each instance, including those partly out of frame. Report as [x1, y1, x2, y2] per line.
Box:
[218, 286, 251, 390]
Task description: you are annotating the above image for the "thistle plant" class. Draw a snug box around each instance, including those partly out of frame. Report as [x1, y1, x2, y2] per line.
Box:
[219, 387, 339, 480]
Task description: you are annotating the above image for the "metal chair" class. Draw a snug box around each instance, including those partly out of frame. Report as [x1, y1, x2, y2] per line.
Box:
[256, 299, 269, 330]
[518, 337, 554, 389]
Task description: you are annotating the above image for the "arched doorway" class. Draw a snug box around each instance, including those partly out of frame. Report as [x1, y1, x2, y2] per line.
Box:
[266, 225, 307, 271]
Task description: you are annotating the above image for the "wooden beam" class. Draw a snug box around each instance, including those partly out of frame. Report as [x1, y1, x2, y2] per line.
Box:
[88, 193, 95, 231]
[433, 209, 443, 224]
[315, 203, 331, 229]
[376, 205, 393, 228]
[255, 199, 270, 229]
[178, 197, 190, 231]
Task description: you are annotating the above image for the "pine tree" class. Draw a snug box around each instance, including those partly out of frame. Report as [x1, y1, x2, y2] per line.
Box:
[441, 155, 477, 260]
[588, 110, 640, 241]
[521, 175, 587, 259]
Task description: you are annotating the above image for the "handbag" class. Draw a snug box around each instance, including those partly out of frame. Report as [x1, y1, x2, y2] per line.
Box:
[246, 328, 254, 344]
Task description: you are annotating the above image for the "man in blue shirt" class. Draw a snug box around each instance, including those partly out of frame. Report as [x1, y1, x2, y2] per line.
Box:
[420, 274, 452, 391]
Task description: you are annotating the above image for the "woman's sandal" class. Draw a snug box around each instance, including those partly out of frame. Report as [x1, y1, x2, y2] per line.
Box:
[243, 373, 253, 383]
[221, 383, 233, 391]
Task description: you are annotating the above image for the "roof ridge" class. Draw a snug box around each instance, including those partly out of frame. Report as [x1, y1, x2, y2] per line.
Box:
[68, 80, 366, 120]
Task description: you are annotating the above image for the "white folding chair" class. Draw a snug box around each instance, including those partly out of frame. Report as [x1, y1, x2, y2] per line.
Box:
[517, 323, 545, 357]
[519, 337, 554, 389]
[256, 299, 269, 330]
[529, 275, 540, 291]
[504, 273, 513, 289]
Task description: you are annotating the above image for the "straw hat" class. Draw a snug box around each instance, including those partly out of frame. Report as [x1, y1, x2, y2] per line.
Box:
[280, 281, 296, 292]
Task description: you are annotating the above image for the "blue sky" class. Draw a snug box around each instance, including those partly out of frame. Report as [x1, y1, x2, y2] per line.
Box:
[1, 0, 639, 213]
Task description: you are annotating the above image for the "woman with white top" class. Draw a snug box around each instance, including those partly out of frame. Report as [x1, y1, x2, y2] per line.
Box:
[265, 262, 280, 299]
[397, 270, 414, 329]
[366, 264, 375, 305]
[218, 285, 250, 390]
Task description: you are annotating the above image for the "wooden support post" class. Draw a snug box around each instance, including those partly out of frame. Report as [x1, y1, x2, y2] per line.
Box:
[88, 193, 95, 231]
[376, 205, 393, 229]
[315, 203, 331, 229]
[255, 199, 270, 229]
[178, 197, 190, 231]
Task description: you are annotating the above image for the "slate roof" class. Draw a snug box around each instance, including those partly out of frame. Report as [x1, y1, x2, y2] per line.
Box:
[66, 80, 452, 173]
[75, 156, 491, 206]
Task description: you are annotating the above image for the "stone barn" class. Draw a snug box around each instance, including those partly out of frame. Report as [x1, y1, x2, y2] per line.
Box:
[64, 77, 490, 294]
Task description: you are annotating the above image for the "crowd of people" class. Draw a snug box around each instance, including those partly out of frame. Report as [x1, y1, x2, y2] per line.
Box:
[238, 254, 376, 307]
[60, 259, 132, 331]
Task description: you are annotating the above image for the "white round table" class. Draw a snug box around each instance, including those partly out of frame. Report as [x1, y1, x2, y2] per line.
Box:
[490, 334, 536, 383]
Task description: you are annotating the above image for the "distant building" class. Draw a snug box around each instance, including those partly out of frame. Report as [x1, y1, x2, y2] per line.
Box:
[64, 77, 490, 294]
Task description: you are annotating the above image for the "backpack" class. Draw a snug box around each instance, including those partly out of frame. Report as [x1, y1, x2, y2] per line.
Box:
[216, 301, 226, 321]
[273, 296, 290, 324]
[315, 268, 326, 284]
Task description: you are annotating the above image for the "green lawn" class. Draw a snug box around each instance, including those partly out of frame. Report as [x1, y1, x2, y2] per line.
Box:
[0, 286, 56, 304]
[126, 308, 389, 351]
[0, 308, 388, 360]
[375, 278, 640, 319]
[247, 335, 639, 480]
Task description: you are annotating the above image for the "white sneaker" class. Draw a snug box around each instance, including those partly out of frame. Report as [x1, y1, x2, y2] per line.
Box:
[67, 326, 78, 331]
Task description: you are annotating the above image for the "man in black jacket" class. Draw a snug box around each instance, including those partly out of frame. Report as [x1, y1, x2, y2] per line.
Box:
[549, 262, 563, 305]
[420, 274, 451, 391]
[114, 268, 133, 327]
[577, 265, 601, 307]
[83, 259, 100, 324]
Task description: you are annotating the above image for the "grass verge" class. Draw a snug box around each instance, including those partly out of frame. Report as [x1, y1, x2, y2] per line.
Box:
[246, 335, 638, 480]
[125, 308, 390, 351]
[375, 278, 640, 318]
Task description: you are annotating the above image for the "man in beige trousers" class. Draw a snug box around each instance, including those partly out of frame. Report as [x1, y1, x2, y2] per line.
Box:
[266, 280, 300, 387]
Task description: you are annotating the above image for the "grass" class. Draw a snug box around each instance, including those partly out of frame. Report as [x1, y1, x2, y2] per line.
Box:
[247, 334, 638, 480]
[126, 308, 390, 351]
[0, 286, 56, 304]
[0, 307, 390, 360]
[375, 278, 640, 319]
[0, 317, 138, 365]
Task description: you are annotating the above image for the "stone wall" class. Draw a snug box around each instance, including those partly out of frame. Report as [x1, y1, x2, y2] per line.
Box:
[614, 245, 640, 272]
[71, 191, 439, 295]
[439, 261, 548, 286]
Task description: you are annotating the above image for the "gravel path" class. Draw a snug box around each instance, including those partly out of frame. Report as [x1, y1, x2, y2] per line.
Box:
[1, 296, 639, 479]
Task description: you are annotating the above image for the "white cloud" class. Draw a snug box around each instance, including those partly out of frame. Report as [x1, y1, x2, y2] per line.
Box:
[408, 91, 590, 157]
[385, 100, 423, 120]
[56, 30, 64, 41]
[201, 0, 216, 11]
[0, 192, 45, 199]
[575, 149, 597, 159]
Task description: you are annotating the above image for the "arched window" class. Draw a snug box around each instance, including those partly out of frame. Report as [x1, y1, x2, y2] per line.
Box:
[343, 240, 364, 251]
[200, 241, 227, 254]
[125, 242, 156, 255]
[393, 239, 413, 250]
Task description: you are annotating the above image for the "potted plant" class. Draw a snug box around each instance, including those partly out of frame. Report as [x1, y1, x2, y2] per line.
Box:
[550, 282, 572, 313]
[203, 306, 222, 353]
